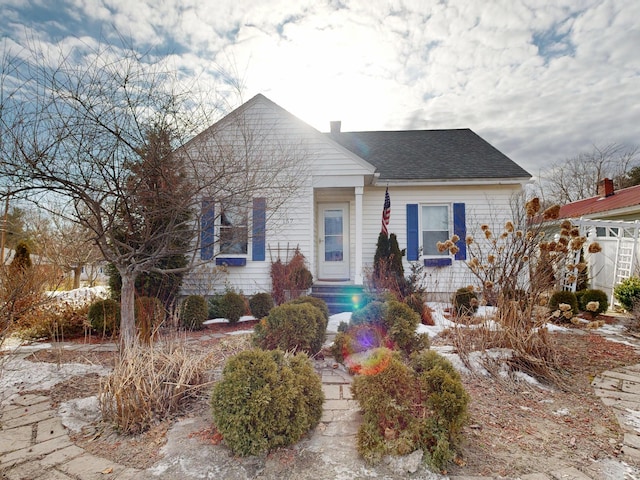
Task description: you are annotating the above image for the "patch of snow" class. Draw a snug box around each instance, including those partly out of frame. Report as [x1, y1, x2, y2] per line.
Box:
[47, 286, 109, 307]
[203, 315, 256, 325]
[624, 409, 640, 433]
[327, 312, 352, 333]
[553, 408, 570, 416]
[59, 396, 101, 432]
[0, 357, 110, 398]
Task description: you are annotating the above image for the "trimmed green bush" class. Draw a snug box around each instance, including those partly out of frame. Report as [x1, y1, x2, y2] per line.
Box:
[350, 300, 385, 327]
[578, 289, 609, 317]
[253, 302, 327, 355]
[248, 292, 274, 319]
[614, 277, 640, 312]
[219, 291, 247, 324]
[210, 349, 324, 456]
[452, 287, 478, 316]
[548, 290, 579, 314]
[289, 296, 329, 324]
[383, 300, 430, 355]
[207, 294, 223, 319]
[351, 348, 468, 470]
[180, 295, 208, 330]
[88, 299, 120, 336]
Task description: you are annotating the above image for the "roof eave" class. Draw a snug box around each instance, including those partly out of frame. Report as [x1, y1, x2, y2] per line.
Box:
[372, 176, 532, 187]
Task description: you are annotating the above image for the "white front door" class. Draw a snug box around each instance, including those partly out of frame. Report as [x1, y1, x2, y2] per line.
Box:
[318, 203, 350, 280]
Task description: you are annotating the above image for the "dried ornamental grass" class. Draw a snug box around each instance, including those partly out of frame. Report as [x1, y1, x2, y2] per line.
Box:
[100, 335, 251, 434]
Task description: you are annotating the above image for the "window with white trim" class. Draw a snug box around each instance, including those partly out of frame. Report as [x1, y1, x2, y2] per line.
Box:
[220, 203, 248, 254]
[421, 205, 450, 256]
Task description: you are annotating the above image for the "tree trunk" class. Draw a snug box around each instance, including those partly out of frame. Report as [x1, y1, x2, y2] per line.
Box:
[73, 266, 82, 289]
[120, 272, 137, 347]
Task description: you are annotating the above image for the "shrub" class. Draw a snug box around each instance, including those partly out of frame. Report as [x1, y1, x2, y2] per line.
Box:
[207, 294, 223, 319]
[210, 349, 324, 456]
[15, 302, 88, 341]
[135, 296, 165, 343]
[350, 300, 385, 327]
[180, 295, 208, 330]
[351, 348, 468, 470]
[578, 289, 609, 318]
[100, 340, 232, 435]
[289, 295, 329, 324]
[452, 287, 478, 317]
[383, 300, 430, 355]
[334, 300, 429, 371]
[253, 302, 326, 355]
[218, 291, 247, 325]
[548, 290, 579, 315]
[614, 277, 640, 312]
[248, 292, 274, 319]
[404, 292, 434, 326]
[88, 299, 121, 336]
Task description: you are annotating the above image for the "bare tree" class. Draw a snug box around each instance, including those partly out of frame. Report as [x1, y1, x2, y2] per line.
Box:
[539, 144, 639, 205]
[0, 38, 305, 346]
[32, 215, 103, 289]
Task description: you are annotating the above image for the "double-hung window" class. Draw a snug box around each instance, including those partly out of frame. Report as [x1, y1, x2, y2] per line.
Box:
[220, 204, 248, 255]
[421, 205, 450, 256]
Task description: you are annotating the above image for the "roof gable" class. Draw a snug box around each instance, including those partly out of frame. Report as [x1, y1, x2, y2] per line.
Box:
[558, 183, 640, 219]
[326, 129, 531, 182]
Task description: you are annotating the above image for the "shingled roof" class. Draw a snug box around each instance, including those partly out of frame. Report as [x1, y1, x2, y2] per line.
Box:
[326, 128, 531, 181]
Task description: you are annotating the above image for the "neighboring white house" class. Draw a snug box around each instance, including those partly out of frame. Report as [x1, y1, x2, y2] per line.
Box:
[179, 94, 532, 301]
[557, 179, 640, 305]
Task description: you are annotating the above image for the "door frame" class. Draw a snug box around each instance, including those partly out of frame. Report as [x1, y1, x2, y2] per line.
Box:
[317, 202, 350, 281]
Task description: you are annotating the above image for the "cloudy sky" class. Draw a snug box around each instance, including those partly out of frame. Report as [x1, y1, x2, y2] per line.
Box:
[1, 0, 638, 176]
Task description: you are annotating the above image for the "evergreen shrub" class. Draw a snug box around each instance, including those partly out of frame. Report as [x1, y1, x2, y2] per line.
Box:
[548, 290, 579, 314]
[578, 289, 609, 316]
[180, 295, 208, 330]
[219, 291, 247, 324]
[248, 292, 274, 319]
[351, 348, 468, 470]
[210, 349, 324, 456]
[253, 302, 326, 355]
[88, 299, 121, 336]
[452, 287, 478, 316]
[614, 277, 640, 312]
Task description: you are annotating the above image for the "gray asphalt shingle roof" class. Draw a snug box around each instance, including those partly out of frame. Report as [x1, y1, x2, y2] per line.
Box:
[326, 128, 531, 181]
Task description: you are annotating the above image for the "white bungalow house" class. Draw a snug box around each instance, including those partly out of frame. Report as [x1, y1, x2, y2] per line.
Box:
[180, 94, 532, 311]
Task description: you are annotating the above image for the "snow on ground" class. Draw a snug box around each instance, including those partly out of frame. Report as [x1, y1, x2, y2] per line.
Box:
[47, 286, 110, 306]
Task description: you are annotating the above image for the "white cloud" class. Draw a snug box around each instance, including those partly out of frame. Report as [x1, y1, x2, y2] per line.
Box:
[0, 0, 638, 174]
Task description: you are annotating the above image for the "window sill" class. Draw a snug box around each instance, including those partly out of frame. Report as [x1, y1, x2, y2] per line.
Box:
[423, 257, 452, 267]
[216, 257, 247, 267]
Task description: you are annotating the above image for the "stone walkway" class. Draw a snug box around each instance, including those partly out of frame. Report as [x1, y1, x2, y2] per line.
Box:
[2, 330, 640, 479]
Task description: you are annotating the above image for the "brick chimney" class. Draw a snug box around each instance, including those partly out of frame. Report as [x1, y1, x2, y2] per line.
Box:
[330, 121, 341, 134]
[598, 178, 614, 198]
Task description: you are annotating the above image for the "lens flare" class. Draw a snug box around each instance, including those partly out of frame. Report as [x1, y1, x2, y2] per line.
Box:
[340, 324, 394, 375]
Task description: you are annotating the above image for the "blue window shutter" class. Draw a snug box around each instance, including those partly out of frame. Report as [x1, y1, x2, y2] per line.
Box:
[200, 198, 215, 260]
[252, 197, 266, 261]
[406, 204, 419, 261]
[453, 203, 466, 260]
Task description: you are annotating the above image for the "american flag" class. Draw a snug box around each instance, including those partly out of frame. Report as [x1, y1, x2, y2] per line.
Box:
[381, 187, 390, 235]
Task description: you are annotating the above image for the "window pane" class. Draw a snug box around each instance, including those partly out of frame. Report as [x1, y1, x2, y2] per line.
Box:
[422, 205, 449, 256]
[325, 235, 344, 261]
[423, 231, 449, 255]
[324, 210, 343, 235]
[422, 206, 448, 230]
[220, 204, 248, 254]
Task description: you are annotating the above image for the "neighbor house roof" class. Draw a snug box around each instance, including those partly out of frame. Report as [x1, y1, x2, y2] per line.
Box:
[558, 183, 640, 219]
[326, 129, 531, 182]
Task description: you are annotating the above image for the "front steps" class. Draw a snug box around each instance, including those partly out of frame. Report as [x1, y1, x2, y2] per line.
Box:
[310, 284, 365, 315]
